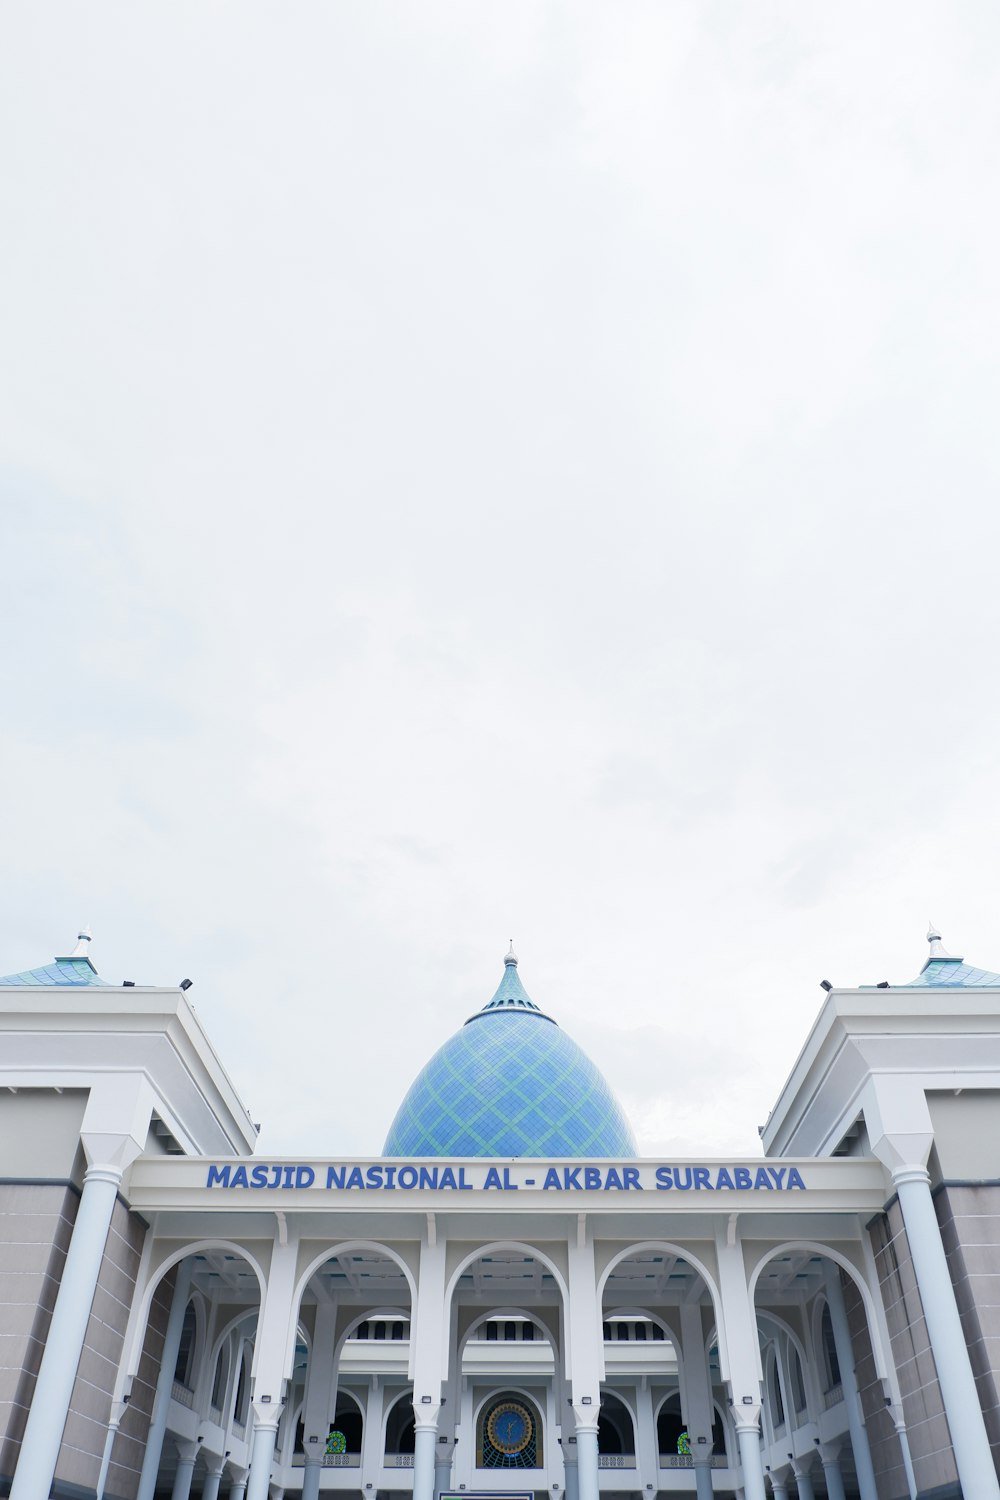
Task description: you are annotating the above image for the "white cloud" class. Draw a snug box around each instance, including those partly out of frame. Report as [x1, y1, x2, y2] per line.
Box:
[1, 2, 999, 1155]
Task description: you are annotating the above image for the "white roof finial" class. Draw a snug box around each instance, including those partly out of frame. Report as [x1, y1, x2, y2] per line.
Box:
[72, 926, 92, 958]
[505, 940, 518, 967]
[926, 922, 959, 961]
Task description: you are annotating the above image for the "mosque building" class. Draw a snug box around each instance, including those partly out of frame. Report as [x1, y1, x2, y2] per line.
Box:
[0, 929, 998, 1500]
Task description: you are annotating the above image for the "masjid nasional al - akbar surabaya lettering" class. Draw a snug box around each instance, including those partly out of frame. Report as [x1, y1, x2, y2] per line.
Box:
[1, 930, 1000, 1500]
[202, 1164, 808, 1194]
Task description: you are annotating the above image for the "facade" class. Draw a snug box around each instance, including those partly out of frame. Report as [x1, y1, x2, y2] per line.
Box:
[0, 932, 998, 1500]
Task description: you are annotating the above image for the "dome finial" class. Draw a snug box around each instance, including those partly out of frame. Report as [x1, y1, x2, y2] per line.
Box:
[926, 922, 961, 961]
[72, 925, 92, 958]
[505, 940, 518, 967]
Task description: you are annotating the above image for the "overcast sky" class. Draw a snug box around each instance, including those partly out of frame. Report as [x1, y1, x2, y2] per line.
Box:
[2, 4, 999, 1160]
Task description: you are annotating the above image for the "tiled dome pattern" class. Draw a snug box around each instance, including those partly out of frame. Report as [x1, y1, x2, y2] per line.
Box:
[383, 960, 638, 1158]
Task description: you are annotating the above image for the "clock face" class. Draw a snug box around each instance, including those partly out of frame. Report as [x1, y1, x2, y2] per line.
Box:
[487, 1400, 533, 1455]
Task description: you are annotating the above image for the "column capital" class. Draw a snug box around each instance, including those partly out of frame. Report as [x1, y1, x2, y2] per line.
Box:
[891, 1164, 932, 1189]
[250, 1399, 283, 1430]
[731, 1402, 761, 1432]
[413, 1401, 441, 1431]
[570, 1405, 600, 1435]
[82, 1163, 125, 1189]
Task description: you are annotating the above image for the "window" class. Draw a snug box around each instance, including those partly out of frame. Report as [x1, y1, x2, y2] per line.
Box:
[211, 1346, 229, 1409]
[173, 1303, 197, 1389]
[821, 1303, 842, 1390]
[769, 1358, 785, 1428]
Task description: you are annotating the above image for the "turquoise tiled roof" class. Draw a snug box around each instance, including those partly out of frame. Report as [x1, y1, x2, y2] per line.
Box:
[383, 955, 638, 1158]
[904, 957, 1000, 988]
[0, 957, 110, 987]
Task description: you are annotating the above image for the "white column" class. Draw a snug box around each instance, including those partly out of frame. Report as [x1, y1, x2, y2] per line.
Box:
[414, 1417, 440, 1500]
[887, 1404, 918, 1500]
[246, 1407, 282, 1500]
[892, 1165, 1000, 1499]
[9, 1164, 124, 1500]
[818, 1445, 846, 1500]
[633, 1381, 657, 1493]
[767, 1474, 790, 1500]
[137, 1258, 195, 1500]
[227, 1474, 247, 1500]
[733, 1417, 767, 1500]
[822, 1264, 878, 1500]
[562, 1445, 579, 1500]
[300, 1456, 322, 1500]
[95, 1396, 128, 1500]
[434, 1438, 454, 1497]
[172, 1440, 199, 1500]
[679, 1303, 716, 1500]
[360, 1376, 386, 1490]
[245, 1229, 300, 1500]
[302, 1302, 338, 1447]
[201, 1461, 227, 1500]
[789, 1456, 815, 1500]
[565, 1229, 603, 1500]
[715, 1233, 767, 1500]
[692, 1457, 714, 1500]
[572, 1419, 600, 1500]
[411, 1232, 448, 1500]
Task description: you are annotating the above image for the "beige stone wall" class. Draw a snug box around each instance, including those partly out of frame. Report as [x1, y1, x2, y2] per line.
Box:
[52, 1197, 150, 1499]
[867, 1200, 960, 1498]
[0, 1182, 78, 1487]
[841, 1267, 909, 1500]
[934, 1183, 1000, 1479]
[107, 1266, 174, 1500]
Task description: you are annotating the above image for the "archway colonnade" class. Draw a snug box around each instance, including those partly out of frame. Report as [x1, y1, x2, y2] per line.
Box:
[89, 1218, 905, 1500]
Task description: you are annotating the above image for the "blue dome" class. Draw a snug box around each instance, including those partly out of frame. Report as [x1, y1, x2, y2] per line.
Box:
[383, 952, 638, 1158]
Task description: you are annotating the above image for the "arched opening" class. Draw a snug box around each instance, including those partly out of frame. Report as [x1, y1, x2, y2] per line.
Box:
[290, 1245, 412, 1477]
[656, 1392, 725, 1462]
[597, 1392, 635, 1459]
[119, 1246, 263, 1500]
[210, 1342, 229, 1413]
[234, 1343, 251, 1429]
[820, 1299, 842, 1392]
[173, 1301, 198, 1389]
[751, 1245, 890, 1496]
[330, 1390, 365, 1456]
[384, 1390, 416, 1456]
[446, 1242, 569, 1386]
[476, 1390, 544, 1469]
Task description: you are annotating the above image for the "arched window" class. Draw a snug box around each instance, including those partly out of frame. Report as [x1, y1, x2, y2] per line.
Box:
[789, 1346, 807, 1413]
[597, 1394, 634, 1457]
[330, 1393, 364, 1453]
[234, 1349, 251, 1426]
[656, 1393, 685, 1456]
[768, 1356, 785, 1428]
[384, 1393, 416, 1456]
[173, 1302, 197, 1389]
[820, 1302, 842, 1391]
[476, 1392, 543, 1469]
[211, 1344, 229, 1410]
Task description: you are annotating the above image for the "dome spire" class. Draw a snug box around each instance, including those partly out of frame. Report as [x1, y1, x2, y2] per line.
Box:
[473, 946, 543, 1017]
[926, 922, 962, 963]
[72, 926, 92, 958]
